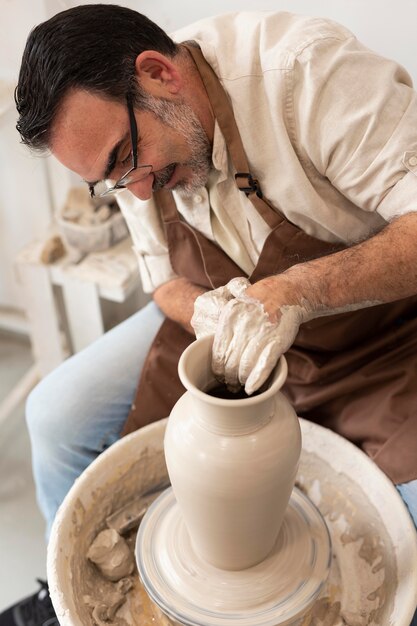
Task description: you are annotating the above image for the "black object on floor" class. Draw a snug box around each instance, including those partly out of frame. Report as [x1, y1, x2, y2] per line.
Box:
[0, 580, 59, 626]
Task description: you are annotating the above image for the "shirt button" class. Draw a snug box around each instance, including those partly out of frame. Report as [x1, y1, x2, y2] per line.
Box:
[408, 156, 417, 167]
[193, 194, 203, 203]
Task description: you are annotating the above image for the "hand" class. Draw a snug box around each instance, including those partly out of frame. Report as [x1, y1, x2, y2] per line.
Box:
[191, 277, 250, 338]
[212, 276, 307, 394]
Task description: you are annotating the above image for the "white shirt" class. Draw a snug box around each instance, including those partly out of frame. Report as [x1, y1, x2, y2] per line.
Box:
[117, 11, 417, 293]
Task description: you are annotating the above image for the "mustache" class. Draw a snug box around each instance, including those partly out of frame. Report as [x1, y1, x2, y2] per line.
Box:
[152, 163, 176, 191]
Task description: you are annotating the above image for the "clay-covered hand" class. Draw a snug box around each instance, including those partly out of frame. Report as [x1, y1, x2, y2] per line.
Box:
[191, 277, 250, 338]
[212, 277, 307, 395]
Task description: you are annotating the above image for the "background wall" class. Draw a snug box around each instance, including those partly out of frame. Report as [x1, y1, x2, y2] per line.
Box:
[1, 0, 416, 313]
[59, 0, 417, 81]
[0, 1, 69, 313]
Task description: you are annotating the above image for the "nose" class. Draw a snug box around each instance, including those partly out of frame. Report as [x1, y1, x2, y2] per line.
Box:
[126, 174, 154, 201]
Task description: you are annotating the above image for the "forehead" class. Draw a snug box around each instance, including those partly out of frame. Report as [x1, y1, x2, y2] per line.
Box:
[50, 89, 127, 178]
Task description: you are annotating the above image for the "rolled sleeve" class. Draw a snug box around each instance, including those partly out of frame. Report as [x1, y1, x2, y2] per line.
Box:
[133, 249, 177, 293]
[116, 190, 178, 293]
[377, 154, 417, 221]
[293, 31, 417, 220]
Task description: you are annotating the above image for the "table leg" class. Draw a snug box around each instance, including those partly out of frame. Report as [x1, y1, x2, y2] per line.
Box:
[61, 276, 104, 353]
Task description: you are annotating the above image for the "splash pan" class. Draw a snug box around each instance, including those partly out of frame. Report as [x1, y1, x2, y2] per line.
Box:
[47, 419, 417, 625]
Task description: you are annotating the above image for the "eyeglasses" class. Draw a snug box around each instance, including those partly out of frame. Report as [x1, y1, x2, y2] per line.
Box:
[88, 94, 153, 198]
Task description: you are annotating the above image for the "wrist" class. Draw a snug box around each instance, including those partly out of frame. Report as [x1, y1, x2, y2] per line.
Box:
[281, 264, 328, 322]
[245, 274, 310, 324]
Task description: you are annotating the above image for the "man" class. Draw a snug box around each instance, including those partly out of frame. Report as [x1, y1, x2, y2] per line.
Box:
[2, 4, 417, 625]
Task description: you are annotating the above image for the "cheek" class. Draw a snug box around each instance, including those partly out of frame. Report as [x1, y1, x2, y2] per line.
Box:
[142, 127, 189, 165]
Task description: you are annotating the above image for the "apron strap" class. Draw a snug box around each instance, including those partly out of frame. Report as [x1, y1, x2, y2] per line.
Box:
[183, 43, 281, 230]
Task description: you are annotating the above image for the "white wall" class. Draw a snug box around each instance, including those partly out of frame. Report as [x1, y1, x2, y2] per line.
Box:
[61, 0, 417, 83]
[1, 1, 416, 310]
[0, 0, 70, 310]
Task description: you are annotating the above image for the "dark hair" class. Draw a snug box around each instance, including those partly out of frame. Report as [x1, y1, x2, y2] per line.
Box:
[15, 4, 179, 151]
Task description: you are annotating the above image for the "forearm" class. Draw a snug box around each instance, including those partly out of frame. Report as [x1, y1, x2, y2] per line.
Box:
[206, 212, 417, 393]
[153, 277, 207, 333]
[247, 212, 417, 323]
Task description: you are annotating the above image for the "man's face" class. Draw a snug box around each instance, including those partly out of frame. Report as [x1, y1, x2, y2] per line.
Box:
[51, 89, 212, 201]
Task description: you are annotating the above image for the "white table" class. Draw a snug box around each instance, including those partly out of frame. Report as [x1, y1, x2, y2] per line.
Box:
[1, 234, 148, 429]
[15, 235, 147, 377]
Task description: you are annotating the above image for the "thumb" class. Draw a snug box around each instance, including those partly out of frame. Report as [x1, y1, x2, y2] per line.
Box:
[226, 277, 251, 298]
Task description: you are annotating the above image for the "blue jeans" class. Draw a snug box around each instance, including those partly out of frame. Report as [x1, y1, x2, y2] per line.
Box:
[397, 482, 417, 626]
[26, 301, 417, 622]
[26, 301, 165, 539]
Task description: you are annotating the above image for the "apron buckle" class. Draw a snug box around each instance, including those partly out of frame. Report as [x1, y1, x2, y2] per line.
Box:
[235, 172, 263, 198]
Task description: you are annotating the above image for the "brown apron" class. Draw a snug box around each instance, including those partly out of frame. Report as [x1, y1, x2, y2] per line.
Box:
[122, 44, 417, 485]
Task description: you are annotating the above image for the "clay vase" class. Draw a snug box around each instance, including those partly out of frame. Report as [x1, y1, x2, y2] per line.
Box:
[164, 335, 301, 571]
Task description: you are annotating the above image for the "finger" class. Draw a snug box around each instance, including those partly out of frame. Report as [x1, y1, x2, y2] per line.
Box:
[244, 339, 283, 395]
[226, 277, 250, 298]
[243, 307, 302, 393]
[222, 302, 258, 389]
[211, 300, 240, 380]
[237, 326, 274, 386]
[191, 287, 234, 337]
[191, 309, 217, 338]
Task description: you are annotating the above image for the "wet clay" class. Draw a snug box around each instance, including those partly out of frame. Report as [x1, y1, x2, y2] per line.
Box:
[83, 578, 133, 625]
[87, 529, 135, 582]
[297, 451, 397, 626]
[106, 493, 160, 535]
[51, 445, 172, 625]
[166, 338, 300, 571]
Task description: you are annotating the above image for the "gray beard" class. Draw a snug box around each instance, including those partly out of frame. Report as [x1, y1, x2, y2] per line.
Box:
[140, 94, 212, 195]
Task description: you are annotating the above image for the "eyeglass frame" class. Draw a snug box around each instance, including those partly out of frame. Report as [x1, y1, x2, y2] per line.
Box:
[88, 93, 153, 198]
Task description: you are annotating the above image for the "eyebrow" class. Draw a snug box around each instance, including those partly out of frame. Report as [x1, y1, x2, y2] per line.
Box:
[85, 135, 127, 186]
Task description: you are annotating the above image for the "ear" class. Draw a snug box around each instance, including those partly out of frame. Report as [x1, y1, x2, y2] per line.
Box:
[134, 51, 182, 97]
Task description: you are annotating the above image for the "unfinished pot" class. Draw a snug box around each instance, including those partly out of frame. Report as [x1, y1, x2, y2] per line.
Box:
[164, 335, 301, 570]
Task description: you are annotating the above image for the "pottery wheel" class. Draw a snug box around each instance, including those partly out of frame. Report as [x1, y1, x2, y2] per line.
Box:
[136, 486, 331, 626]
